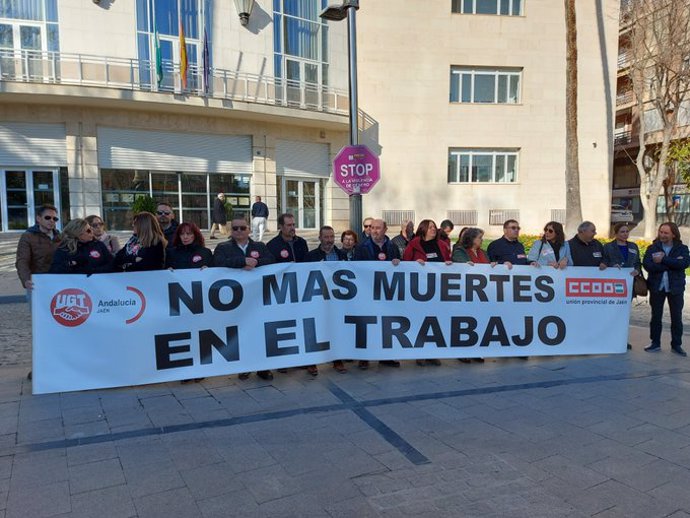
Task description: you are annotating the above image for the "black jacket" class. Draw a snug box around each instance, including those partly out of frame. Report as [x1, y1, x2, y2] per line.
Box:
[354, 237, 401, 261]
[162, 220, 178, 250]
[643, 240, 690, 295]
[251, 201, 269, 218]
[568, 235, 605, 267]
[49, 240, 113, 274]
[213, 239, 275, 268]
[266, 235, 309, 263]
[114, 236, 165, 272]
[166, 244, 213, 269]
[212, 198, 227, 225]
[602, 240, 642, 271]
[487, 236, 528, 265]
[306, 246, 347, 262]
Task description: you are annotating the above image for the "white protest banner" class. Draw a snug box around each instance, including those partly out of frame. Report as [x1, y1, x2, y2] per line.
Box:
[32, 263, 633, 394]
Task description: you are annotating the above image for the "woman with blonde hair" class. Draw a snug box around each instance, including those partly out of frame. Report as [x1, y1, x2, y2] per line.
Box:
[49, 218, 113, 274]
[114, 212, 166, 272]
[85, 214, 120, 255]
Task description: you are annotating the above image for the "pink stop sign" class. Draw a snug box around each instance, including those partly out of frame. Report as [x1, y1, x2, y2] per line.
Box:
[333, 145, 380, 195]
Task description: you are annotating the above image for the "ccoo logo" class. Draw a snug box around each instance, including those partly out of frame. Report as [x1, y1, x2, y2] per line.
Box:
[50, 288, 92, 327]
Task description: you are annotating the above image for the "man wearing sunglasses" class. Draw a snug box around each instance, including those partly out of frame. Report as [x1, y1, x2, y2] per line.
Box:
[487, 219, 529, 269]
[16, 204, 61, 292]
[213, 217, 275, 381]
[361, 217, 374, 241]
[156, 202, 178, 249]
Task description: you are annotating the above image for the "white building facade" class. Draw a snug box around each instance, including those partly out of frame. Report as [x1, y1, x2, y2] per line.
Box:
[356, 0, 621, 236]
[0, 0, 359, 232]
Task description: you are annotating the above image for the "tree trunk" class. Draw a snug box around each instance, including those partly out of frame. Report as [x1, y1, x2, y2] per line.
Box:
[564, 0, 582, 235]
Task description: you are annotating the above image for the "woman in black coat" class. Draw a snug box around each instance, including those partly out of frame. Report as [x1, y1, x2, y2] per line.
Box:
[50, 218, 113, 274]
[166, 222, 213, 269]
[114, 212, 166, 272]
[210, 193, 227, 240]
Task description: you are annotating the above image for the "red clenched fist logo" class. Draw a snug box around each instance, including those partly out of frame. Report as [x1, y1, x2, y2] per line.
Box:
[50, 289, 92, 327]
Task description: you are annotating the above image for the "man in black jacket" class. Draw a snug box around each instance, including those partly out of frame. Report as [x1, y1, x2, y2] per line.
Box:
[487, 219, 528, 268]
[251, 195, 269, 242]
[306, 226, 347, 373]
[213, 217, 275, 380]
[266, 213, 309, 263]
[569, 221, 606, 268]
[156, 201, 178, 250]
[266, 214, 315, 376]
[354, 219, 401, 369]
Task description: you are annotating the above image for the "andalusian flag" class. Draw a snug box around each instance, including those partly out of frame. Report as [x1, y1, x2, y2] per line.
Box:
[154, 28, 163, 88]
[179, 19, 188, 89]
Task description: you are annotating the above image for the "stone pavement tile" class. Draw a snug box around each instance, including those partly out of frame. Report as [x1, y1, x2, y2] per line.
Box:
[16, 417, 64, 444]
[627, 408, 690, 431]
[134, 486, 201, 518]
[17, 396, 61, 423]
[637, 433, 690, 460]
[347, 429, 396, 456]
[239, 465, 303, 504]
[586, 413, 647, 438]
[69, 484, 135, 518]
[66, 442, 118, 467]
[104, 409, 152, 430]
[210, 391, 264, 416]
[294, 469, 363, 504]
[565, 479, 677, 517]
[58, 392, 102, 411]
[196, 488, 262, 518]
[5, 480, 70, 518]
[162, 430, 223, 470]
[147, 410, 193, 428]
[61, 405, 105, 426]
[68, 458, 125, 495]
[588, 457, 687, 492]
[0, 457, 12, 480]
[531, 454, 610, 491]
[323, 446, 387, 479]
[209, 438, 278, 474]
[315, 410, 372, 435]
[178, 461, 244, 500]
[561, 438, 656, 467]
[122, 459, 186, 499]
[257, 492, 330, 518]
[9, 452, 68, 490]
[178, 395, 222, 414]
[115, 437, 171, 469]
[351, 472, 415, 497]
[63, 419, 110, 440]
[664, 511, 690, 517]
[323, 496, 382, 517]
[138, 394, 182, 412]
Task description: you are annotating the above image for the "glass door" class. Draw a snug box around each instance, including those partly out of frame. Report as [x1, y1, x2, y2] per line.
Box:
[180, 173, 208, 229]
[0, 169, 61, 231]
[281, 178, 320, 229]
[20, 24, 43, 79]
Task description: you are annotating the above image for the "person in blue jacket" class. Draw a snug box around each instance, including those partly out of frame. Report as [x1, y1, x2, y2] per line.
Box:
[643, 222, 690, 356]
[49, 218, 113, 274]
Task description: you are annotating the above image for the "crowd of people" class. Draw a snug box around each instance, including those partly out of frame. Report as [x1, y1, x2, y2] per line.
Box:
[15, 200, 690, 383]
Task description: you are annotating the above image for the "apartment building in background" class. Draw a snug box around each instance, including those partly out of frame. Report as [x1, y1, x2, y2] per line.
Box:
[0, 0, 371, 232]
[357, 0, 620, 236]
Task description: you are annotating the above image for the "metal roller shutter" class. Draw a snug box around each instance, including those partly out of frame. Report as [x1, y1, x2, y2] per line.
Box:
[276, 140, 330, 177]
[97, 127, 253, 173]
[0, 123, 67, 167]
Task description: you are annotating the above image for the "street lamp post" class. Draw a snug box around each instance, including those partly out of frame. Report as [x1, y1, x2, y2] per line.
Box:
[320, 0, 362, 234]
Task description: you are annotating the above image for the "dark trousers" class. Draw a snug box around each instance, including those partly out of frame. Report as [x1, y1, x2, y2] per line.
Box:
[649, 290, 684, 348]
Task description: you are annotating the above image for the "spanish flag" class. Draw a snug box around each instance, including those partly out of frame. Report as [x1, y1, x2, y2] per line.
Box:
[179, 19, 188, 89]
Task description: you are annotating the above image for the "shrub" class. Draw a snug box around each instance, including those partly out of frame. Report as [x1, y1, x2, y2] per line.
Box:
[130, 194, 157, 216]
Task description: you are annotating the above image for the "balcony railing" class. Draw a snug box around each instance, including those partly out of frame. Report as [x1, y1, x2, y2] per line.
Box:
[0, 49, 356, 118]
[614, 129, 634, 146]
[617, 52, 631, 70]
[616, 89, 634, 106]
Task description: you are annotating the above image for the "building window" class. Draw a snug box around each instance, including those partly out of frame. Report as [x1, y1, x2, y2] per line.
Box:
[101, 169, 250, 230]
[448, 149, 518, 183]
[273, 0, 329, 91]
[450, 67, 521, 104]
[0, 0, 59, 79]
[135, 0, 206, 91]
[451, 0, 523, 15]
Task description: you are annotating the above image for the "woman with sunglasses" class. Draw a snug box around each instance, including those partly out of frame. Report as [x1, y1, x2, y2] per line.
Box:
[166, 222, 213, 270]
[114, 212, 166, 272]
[49, 218, 113, 274]
[85, 215, 120, 255]
[528, 221, 572, 269]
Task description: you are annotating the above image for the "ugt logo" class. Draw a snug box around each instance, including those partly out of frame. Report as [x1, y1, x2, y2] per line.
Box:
[50, 288, 92, 327]
[565, 278, 627, 298]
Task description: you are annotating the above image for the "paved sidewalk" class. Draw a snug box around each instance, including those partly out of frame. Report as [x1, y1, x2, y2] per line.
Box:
[0, 301, 690, 517]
